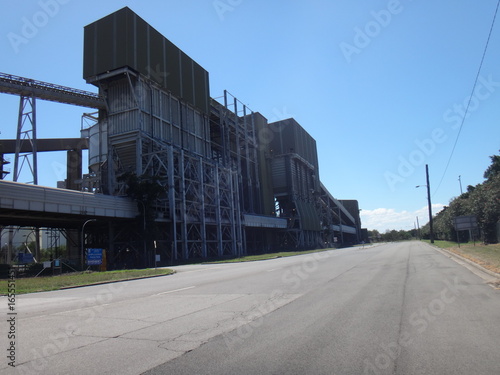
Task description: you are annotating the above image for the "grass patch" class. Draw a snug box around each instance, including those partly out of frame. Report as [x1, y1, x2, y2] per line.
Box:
[425, 240, 500, 274]
[422, 239, 457, 249]
[0, 268, 174, 295]
[205, 248, 334, 263]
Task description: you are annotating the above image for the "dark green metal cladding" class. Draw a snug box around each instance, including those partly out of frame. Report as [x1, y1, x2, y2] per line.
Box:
[269, 118, 320, 177]
[83, 7, 210, 113]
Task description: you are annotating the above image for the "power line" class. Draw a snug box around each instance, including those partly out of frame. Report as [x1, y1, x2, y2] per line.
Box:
[433, 0, 500, 196]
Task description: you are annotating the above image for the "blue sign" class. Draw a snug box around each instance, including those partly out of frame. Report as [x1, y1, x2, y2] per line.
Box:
[18, 253, 34, 264]
[87, 248, 103, 265]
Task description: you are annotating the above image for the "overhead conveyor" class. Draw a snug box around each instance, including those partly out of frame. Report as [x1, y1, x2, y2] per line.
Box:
[0, 72, 105, 109]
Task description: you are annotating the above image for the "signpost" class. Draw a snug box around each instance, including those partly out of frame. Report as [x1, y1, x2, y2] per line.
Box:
[86, 248, 103, 266]
[53, 259, 62, 275]
[453, 215, 478, 247]
[17, 253, 34, 264]
[154, 240, 158, 269]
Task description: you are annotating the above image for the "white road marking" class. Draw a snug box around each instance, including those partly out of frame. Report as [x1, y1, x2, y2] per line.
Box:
[175, 266, 224, 274]
[155, 286, 196, 296]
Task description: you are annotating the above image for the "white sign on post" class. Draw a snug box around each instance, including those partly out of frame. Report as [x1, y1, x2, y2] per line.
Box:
[453, 216, 478, 231]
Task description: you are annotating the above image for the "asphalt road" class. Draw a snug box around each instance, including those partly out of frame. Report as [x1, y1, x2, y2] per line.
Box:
[1, 241, 499, 374]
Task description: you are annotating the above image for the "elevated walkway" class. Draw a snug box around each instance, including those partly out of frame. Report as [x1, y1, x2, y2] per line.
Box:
[319, 182, 356, 224]
[0, 181, 290, 231]
[0, 180, 137, 228]
[243, 214, 287, 229]
[0, 138, 89, 153]
[330, 224, 357, 235]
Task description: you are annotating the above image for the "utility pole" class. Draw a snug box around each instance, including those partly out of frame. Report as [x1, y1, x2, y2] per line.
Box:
[458, 175, 463, 195]
[416, 165, 434, 243]
[426, 164, 434, 244]
[416, 216, 420, 240]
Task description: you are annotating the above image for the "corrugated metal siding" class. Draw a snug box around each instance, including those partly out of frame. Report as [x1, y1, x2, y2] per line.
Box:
[108, 80, 134, 114]
[295, 200, 321, 231]
[290, 158, 297, 192]
[171, 97, 180, 126]
[104, 76, 210, 158]
[161, 92, 170, 120]
[254, 113, 275, 215]
[141, 112, 151, 134]
[271, 157, 287, 189]
[138, 83, 151, 113]
[88, 121, 107, 170]
[269, 118, 319, 176]
[109, 111, 138, 135]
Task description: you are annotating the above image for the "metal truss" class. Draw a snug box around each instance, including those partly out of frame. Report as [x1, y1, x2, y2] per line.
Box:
[139, 141, 243, 261]
[0, 72, 104, 109]
[92, 69, 247, 261]
[211, 91, 260, 215]
[272, 153, 324, 249]
[13, 95, 37, 184]
[316, 189, 338, 246]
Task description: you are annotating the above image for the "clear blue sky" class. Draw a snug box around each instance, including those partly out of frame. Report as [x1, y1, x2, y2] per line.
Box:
[1, 0, 499, 232]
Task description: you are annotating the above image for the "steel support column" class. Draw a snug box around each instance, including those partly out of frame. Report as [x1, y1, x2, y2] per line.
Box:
[215, 166, 223, 256]
[199, 158, 207, 258]
[168, 145, 178, 260]
[180, 150, 188, 259]
[14, 95, 37, 184]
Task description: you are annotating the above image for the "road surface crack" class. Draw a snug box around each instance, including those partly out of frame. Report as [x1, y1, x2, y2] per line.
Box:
[392, 246, 412, 374]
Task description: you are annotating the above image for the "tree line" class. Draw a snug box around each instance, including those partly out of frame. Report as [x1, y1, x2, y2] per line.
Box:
[367, 152, 500, 244]
[368, 229, 416, 242]
[420, 152, 500, 243]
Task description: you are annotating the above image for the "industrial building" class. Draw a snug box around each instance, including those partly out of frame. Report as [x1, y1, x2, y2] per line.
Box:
[0, 7, 363, 269]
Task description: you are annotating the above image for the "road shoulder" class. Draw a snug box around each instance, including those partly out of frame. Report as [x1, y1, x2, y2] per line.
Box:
[429, 244, 500, 288]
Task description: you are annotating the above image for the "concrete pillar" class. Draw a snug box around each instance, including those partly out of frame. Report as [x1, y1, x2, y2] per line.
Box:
[66, 149, 82, 190]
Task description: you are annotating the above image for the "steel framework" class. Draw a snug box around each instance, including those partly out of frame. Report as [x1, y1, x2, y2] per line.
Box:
[0, 72, 105, 185]
[84, 69, 255, 262]
[0, 42, 362, 268]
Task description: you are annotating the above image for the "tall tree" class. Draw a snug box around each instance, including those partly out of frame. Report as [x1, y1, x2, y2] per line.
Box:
[483, 151, 500, 180]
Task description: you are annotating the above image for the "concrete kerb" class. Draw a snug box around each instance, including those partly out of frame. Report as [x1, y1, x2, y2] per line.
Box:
[57, 271, 176, 291]
[355, 242, 385, 250]
[203, 249, 339, 264]
[0, 271, 176, 296]
[428, 243, 500, 281]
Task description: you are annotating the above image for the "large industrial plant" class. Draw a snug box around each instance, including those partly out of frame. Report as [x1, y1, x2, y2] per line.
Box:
[0, 7, 364, 269]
